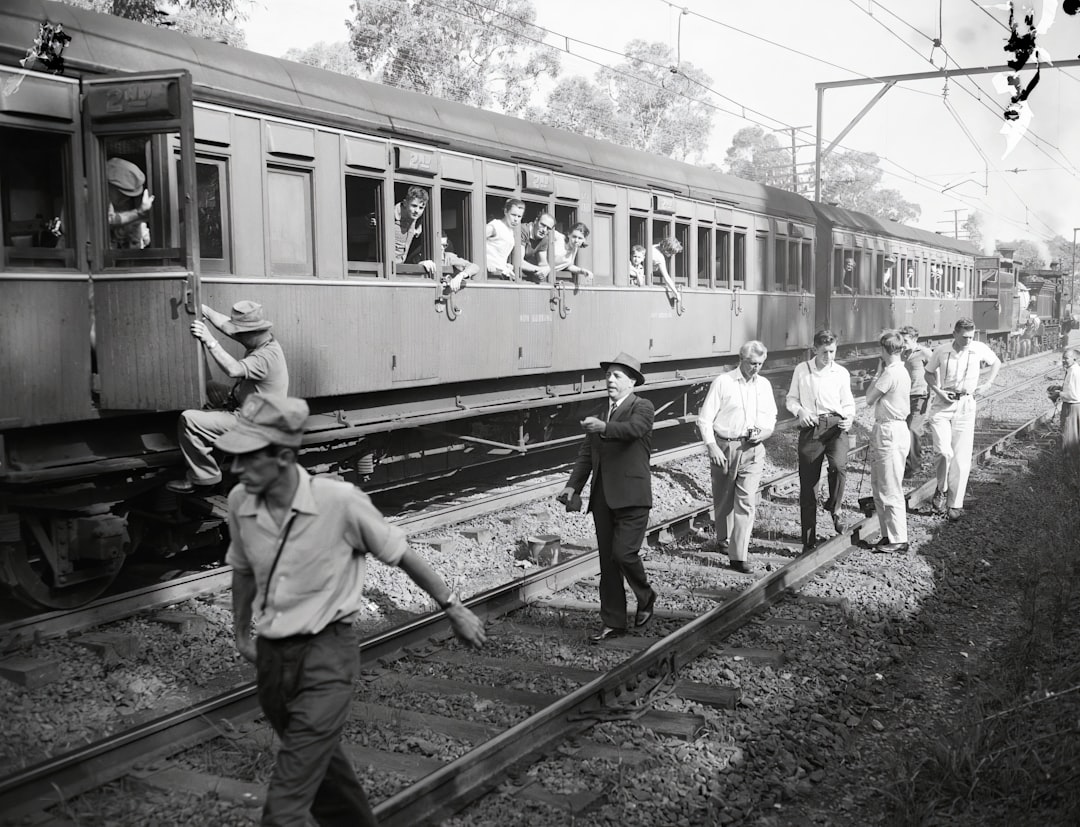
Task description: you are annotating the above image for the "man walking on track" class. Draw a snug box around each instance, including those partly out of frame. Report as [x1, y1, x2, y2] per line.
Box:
[558, 352, 657, 642]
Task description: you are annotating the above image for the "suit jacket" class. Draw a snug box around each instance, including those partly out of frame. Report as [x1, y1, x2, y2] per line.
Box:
[566, 393, 654, 510]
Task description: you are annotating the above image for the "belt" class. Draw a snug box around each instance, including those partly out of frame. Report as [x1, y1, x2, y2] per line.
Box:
[715, 435, 745, 442]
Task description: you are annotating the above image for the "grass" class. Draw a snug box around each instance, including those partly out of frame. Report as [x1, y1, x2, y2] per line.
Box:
[879, 444, 1080, 825]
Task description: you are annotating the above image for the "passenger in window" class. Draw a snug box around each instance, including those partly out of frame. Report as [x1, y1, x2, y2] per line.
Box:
[628, 244, 647, 286]
[520, 211, 554, 281]
[106, 157, 154, 250]
[840, 258, 856, 295]
[421, 233, 480, 301]
[393, 186, 428, 264]
[485, 197, 525, 279]
[542, 222, 593, 282]
[652, 236, 682, 299]
[167, 301, 289, 495]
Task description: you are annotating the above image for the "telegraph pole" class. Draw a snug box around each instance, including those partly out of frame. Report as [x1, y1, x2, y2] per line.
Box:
[773, 126, 812, 192]
[939, 209, 967, 239]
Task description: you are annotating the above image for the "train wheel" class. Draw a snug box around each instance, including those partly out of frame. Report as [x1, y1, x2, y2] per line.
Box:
[4, 542, 121, 609]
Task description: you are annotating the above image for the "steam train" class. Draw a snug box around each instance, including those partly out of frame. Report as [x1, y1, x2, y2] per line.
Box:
[0, 0, 1015, 608]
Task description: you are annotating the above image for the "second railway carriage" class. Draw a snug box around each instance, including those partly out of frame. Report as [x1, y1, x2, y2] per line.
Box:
[0, 0, 1010, 608]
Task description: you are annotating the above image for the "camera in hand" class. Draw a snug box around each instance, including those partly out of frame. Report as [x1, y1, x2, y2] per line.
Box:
[945, 389, 969, 402]
[744, 426, 761, 441]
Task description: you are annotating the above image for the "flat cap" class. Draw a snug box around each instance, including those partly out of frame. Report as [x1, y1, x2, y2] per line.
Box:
[106, 157, 146, 197]
[215, 395, 308, 454]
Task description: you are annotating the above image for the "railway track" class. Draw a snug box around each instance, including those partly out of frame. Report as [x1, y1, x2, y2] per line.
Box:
[0, 354, 1059, 825]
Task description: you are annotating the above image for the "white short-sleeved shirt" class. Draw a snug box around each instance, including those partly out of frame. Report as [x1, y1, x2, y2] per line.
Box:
[871, 362, 911, 422]
[925, 340, 999, 394]
[697, 368, 778, 446]
[226, 467, 408, 639]
[485, 218, 514, 271]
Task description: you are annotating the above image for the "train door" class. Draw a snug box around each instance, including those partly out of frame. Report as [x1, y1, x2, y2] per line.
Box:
[82, 71, 203, 411]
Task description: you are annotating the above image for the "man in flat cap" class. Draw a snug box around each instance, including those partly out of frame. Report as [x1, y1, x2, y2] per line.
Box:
[167, 301, 289, 494]
[558, 352, 657, 641]
[106, 157, 154, 249]
[217, 395, 485, 827]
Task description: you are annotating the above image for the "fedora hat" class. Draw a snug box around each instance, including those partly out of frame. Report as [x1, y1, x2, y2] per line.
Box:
[219, 300, 273, 334]
[106, 158, 146, 197]
[215, 395, 308, 454]
[599, 351, 645, 386]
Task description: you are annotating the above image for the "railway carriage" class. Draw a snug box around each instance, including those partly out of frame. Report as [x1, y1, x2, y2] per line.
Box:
[0, 0, 1007, 608]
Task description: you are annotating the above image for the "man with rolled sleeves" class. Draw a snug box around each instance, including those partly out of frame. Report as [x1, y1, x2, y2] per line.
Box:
[219, 394, 485, 827]
[786, 329, 857, 552]
[557, 352, 657, 642]
[924, 317, 1001, 521]
[696, 340, 777, 573]
[1053, 346, 1080, 482]
[167, 301, 289, 494]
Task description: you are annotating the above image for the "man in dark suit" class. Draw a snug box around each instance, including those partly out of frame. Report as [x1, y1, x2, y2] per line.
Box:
[558, 352, 657, 642]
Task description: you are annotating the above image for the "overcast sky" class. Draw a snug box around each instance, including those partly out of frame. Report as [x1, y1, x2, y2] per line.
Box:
[243, 0, 1080, 257]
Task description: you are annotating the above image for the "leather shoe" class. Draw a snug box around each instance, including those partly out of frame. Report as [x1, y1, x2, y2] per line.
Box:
[947, 507, 963, 522]
[831, 513, 848, 534]
[729, 559, 753, 574]
[634, 590, 657, 627]
[874, 542, 909, 554]
[931, 489, 946, 514]
[589, 626, 625, 643]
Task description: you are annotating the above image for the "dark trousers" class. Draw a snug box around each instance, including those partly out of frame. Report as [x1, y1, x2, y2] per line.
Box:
[256, 622, 376, 827]
[590, 475, 652, 629]
[906, 394, 929, 475]
[797, 423, 850, 546]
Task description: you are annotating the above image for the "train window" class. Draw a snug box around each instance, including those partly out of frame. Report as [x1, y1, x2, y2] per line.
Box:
[177, 156, 230, 273]
[650, 218, 672, 286]
[755, 232, 768, 292]
[345, 175, 383, 276]
[392, 183, 432, 277]
[773, 238, 786, 291]
[552, 205, 580, 284]
[589, 211, 613, 286]
[716, 228, 731, 289]
[801, 241, 812, 293]
[863, 252, 873, 294]
[267, 165, 313, 277]
[874, 253, 885, 295]
[1, 127, 73, 269]
[673, 222, 690, 287]
[834, 248, 857, 294]
[103, 134, 181, 267]
[697, 227, 713, 287]
[485, 193, 524, 279]
[733, 231, 746, 288]
[440, 188, 471, 271]
[630, 215, 648, 285]
[788, 240, 800, 292]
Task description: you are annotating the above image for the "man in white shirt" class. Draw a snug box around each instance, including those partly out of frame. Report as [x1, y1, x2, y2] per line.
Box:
[924, 318, 1001, 520]
[696, 340, 777, 573]
[484, 198, 525, 279]
[786, 330, 857, 553]
[865, 330, 912, 553]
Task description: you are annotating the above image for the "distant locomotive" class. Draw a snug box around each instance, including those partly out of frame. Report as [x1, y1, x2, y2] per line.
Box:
[0, 0, 1011, 608]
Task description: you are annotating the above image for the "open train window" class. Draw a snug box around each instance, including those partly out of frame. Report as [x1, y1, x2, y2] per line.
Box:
[1, 127, 74, 269]
[267, 165, 313, 277]
[439, 188, 471, 276]
[345, 175, 383, 276]
[834, 247, 857, 295]
[392, 183, 432, 277]
[673, 222, 690, 287]
[102, 133, 182, 267]
[873, 253, 885, 295]
[485, 194, 524, 280]
[551, 204, 581, 284]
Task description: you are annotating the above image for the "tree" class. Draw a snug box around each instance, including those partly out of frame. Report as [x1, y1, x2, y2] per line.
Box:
[818, 149, 921, 224]
[596, 40, 714, 162]
[58, 0, 250, 26]
[346, 0, 559, 115]
[527, 76, 615, 142]
[723, 126, 794, 189]
[995, 238, 1045, 271]
[282, 41, 365, 78]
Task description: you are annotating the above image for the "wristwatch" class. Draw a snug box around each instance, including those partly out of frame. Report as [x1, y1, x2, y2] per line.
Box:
[439, 592, 461, 610]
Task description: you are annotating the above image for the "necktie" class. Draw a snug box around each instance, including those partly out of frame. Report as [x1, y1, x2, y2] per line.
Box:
[607, 402, 617, 421]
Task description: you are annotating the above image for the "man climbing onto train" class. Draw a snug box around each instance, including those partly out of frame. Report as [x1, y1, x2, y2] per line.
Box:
[217, 394, 485, 827]
[925, 318, 1001, 521]
[167, 300, 288, 494]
